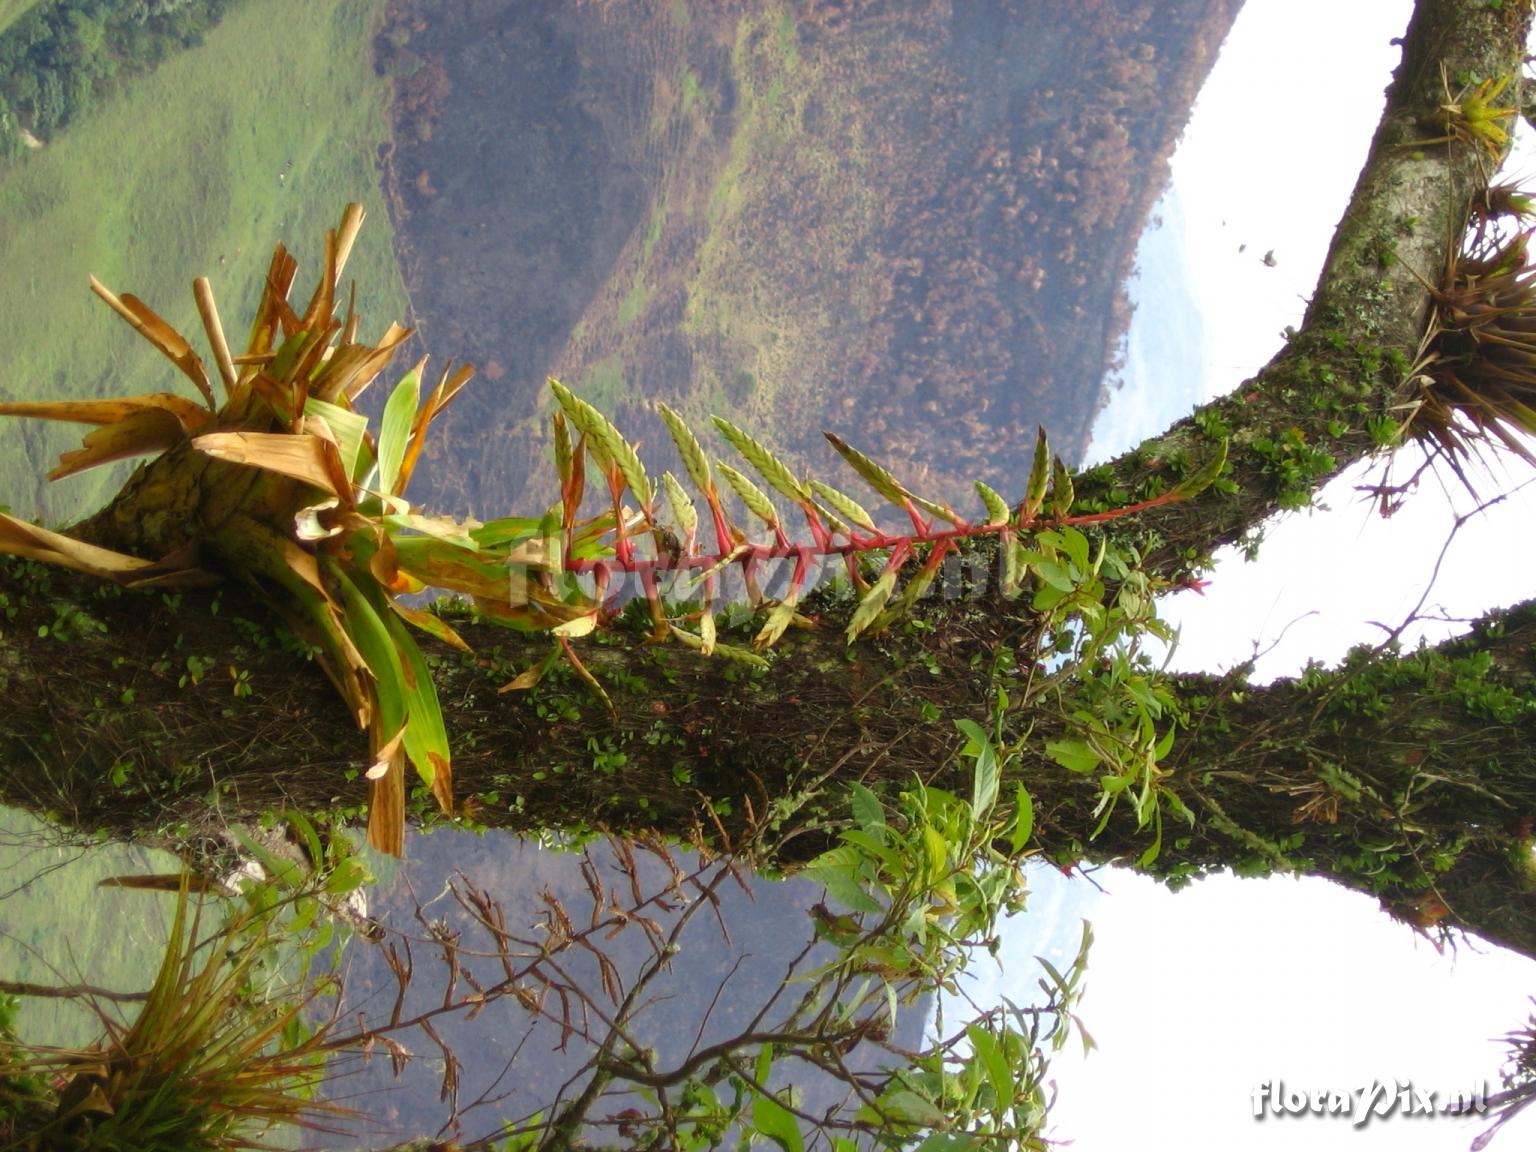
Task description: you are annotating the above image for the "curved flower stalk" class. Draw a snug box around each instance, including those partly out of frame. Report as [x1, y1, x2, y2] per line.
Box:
[0, 205, 1229, 856]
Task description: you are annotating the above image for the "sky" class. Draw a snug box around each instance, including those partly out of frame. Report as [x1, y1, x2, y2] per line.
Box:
[961, 2, 1536, 1150]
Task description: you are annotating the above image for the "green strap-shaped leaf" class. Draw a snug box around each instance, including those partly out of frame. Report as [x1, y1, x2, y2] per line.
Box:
[712, 416, 808, 502]
[975, 480, 1010, 526]
[717, 461, 781, 530]
[1168, 438, 1229, 501]
[303, 396, 370, 483]
[658, 402, 713, 497]
[550, 379, 652, 509]
[325, 558, 407, 756]
[809, 479, 878, 532]
[846, 566, 899, 643]
[328, 559, 451, 805]
[382, 603, 453, 811]
[1021, 426, 1050, 523]
[377, 368, 420, 497]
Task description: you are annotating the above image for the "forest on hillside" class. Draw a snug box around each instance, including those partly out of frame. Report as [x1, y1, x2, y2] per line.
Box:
[377, 0, 1241, 521]
[0, 0, 236, 153]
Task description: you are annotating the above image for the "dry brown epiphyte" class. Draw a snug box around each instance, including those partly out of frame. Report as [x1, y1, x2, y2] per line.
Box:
[1401, 209, 1536, 488]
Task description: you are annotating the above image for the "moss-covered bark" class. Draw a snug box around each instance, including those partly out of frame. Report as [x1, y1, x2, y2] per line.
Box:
[4, 559, 1536, 955]
[1072, 0, 1532, 574]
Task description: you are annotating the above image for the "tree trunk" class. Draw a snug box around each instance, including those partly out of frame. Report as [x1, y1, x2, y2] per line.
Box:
[5, 559, 1536, 955]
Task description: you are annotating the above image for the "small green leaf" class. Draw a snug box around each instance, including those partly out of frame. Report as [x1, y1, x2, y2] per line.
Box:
[658, 402, 713, 497]
[1047, 738, 1099, 775]
[846, 567, 899, 642]
[1035, 559, 1074, 592]
[810, 479, 879, 532]
[958, 719, 999, 816]
[966, 1024, 1013, 1117]
[1021, 427, 1050, 522]
[880, 1089, 947, 1127]
[850, 782, 884, 830]
[752, 1056, 805, 1152]
[713, 416, 808, 502]
[1010, 784, 1034, 854]
[825, 432, 910, 507]
[718, 461, 781, 529]
[1055, 526, 1091, 574]
[975, 480, 1010, 526]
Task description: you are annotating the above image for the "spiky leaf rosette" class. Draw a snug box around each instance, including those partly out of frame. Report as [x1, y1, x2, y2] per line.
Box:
[1405, 204, 1536, 484]
[0, 206, 548, 854]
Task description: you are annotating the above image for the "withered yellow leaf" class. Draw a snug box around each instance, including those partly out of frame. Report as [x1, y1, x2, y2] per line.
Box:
[366, 745, 406, 857]
[0, 394, 209, 431]
[89, 278, 215, 411]
[193, 277, 238, 397]
[51, 408, 189, 480]
[497, 665, 546, 693]
[193, 431, 340, 495]
[0, 513, 216, 586]
[389, 601, 471, 651]
[551, 612, 598, 639]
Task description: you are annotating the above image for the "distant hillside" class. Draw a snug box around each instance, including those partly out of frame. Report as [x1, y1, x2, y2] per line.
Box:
[379, 0, 1241, 521]
[0, 0, 408, 527]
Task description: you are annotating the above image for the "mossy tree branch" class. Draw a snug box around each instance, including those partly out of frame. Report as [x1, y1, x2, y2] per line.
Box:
[4, 561, 1536, 956]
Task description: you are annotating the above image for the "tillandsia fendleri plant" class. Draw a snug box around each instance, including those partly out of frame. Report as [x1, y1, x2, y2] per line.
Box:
[1417, 65, 1520, 165]
[1392, 182, 1536, 490]
[0, 204, 1228, 856]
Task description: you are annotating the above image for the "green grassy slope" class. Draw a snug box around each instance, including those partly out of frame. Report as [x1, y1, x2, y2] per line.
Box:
[0, 806, 180, 1046]
[0, 0, 38, 37]
[0, 0, 409, 528]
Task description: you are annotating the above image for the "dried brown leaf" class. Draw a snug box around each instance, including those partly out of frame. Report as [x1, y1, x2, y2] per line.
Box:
[50, 408, 189, 479]
[89, 278, 215, 411]
[193, 430, 341, 495]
